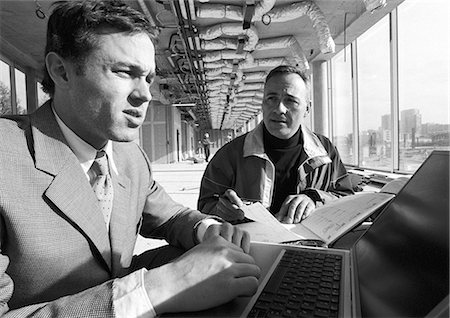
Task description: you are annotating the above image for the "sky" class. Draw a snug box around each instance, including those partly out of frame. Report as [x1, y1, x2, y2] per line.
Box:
[358, 0, 449, 129]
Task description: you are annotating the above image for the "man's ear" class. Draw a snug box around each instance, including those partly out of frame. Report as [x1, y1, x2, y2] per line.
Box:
[45, 52, 70, 90]
[304, 101, 311, 117]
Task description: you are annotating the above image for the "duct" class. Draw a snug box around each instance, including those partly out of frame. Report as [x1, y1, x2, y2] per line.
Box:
[196, 4, 241, 20]
[209, 89, 236, 100]
[209, 96, 228, 103]
[237, 82, 264, 92]
[208, 84, 229, 92]
[209, 90, 228, 97]
[205, 67, 233, 77]
[208, 100, 226, 106]
[256, 36, 310, 71]
[197, 0, 276, 21]
[235, 96, 262, 104]
[201, 38, 237, 51]
[241, 71, 267, 81]
[235, 104, 261, 111]
[265, 1, 335, 54]
[204, 61, 233, 69]
[363, 0, 387, 12]
[207, 79, 231, 88]
[239, 57, 286, 70]
[202, 50, 252, 63]
[206, 69, 244, 83]
[237, 91, 263, 99]
[198, 23, 259, 51]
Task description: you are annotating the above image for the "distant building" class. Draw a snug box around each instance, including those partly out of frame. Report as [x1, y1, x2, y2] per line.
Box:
[400, 109, 422, 148]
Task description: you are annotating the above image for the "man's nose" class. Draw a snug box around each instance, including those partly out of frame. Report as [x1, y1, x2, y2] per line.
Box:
[131, 78, 152, 105]
[274, 100, 288, 114]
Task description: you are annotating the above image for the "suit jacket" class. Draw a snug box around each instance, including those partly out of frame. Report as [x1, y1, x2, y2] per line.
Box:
[0, 102, 207, 316]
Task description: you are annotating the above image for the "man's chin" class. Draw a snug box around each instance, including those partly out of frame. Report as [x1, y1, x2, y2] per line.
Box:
[267, 126, 292, 139]
[109, 130, 140, 143]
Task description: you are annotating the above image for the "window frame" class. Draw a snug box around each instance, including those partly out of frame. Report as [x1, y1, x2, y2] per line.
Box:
[327, 4, 448, 174]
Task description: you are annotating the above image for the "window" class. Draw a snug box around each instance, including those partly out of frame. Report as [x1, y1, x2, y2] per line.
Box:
[15, 69, 27, 114]
[397, 0, 450, 172]
[37, 82, 50, 106]
[329, 0, 449, 174]
[331, 45, 354, 165]
[0, 59, 11, 115]
[356, 15, 391, 170]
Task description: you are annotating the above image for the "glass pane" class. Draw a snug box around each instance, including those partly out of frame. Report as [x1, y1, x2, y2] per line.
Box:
[357, 15, 391, 170]
[331, 45, 354, 165]
[398, 0, 450, 172]
[37, 82, 50, 107]
[15, 69, 27, 114]
[0, 59, 12, 115]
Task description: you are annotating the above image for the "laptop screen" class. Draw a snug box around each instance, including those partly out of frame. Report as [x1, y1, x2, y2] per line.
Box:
[354, 151, 449, 317]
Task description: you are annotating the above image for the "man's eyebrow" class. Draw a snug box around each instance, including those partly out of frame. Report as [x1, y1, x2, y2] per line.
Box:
[113, 62, 152, 75]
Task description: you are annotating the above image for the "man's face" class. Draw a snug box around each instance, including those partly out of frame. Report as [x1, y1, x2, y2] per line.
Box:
[262, 73, 309, 139]
[61, 31, 155, 149]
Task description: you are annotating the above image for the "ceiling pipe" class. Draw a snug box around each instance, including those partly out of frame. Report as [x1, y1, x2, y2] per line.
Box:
[239, 57, 286, 69]
[199, 23, 259, 52]
[202, 50, 253, 63]
[264, 0, 335, 54]
[363, 0, 387, 12]
[196, 0, 276, 22]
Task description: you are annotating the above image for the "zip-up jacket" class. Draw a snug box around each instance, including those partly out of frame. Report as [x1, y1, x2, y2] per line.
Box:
[198, 123, 354, 215]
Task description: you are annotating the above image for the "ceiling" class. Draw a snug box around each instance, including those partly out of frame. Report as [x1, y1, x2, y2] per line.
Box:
[0, 0, 401, 131]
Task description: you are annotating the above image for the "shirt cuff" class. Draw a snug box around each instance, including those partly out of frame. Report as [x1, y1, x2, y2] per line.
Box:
[194, 217, 223, 243]
[113, 268, 156, 318]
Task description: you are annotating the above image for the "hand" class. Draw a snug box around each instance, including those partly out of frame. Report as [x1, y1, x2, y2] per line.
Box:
[144, 236, 260, 314]
[203, 221, 251, 253]
[213, 189, 245, 222]
[275, 194, 316, 224]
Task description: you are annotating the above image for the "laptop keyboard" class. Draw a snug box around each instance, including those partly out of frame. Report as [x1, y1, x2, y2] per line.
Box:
[248, 249, 342, 318]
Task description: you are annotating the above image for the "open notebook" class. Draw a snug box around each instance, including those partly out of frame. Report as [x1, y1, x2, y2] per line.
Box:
[239, 191, 393, 246]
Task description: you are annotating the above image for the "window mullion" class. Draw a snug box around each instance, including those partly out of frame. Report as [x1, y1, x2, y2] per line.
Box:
[351, 42, 359, 167]
[390, 9, 400, 172]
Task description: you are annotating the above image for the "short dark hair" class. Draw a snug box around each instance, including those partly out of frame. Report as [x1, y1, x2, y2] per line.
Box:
[41, 0, 158, 96]
[265, 65, 310, 89]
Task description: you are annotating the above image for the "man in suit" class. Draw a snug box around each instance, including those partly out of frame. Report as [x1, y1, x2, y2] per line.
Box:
[0, 1, 259, 316]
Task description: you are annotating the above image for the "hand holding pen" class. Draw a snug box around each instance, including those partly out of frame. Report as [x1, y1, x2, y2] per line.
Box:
[213, 189, 246, 222]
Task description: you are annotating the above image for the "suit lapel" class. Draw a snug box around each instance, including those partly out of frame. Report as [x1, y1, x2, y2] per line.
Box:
[31, 102, 112, 272]
[109, 170, 132, 275]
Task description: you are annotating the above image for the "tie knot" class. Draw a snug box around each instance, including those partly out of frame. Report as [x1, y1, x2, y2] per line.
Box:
[93, 151, 110, 176]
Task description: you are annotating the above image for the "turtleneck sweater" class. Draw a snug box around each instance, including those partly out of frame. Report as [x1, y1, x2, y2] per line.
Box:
[263, 124, 306, 214]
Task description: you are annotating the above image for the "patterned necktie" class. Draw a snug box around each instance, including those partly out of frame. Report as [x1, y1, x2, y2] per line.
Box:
[91, 150, 113, 230]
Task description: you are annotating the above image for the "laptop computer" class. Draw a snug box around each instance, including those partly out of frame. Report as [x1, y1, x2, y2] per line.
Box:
[240, 150, 449, 317]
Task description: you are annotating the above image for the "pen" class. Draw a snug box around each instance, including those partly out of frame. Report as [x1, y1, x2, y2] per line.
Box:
[213, 193, 255, 205]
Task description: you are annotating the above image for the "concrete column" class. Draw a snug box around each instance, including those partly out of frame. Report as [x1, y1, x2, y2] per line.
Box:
[311, 60, 329, 136]
[25, 67, 38, 112]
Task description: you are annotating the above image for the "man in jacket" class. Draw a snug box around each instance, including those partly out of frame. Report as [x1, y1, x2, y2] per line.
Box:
[0, 1, 259, 316]
[198, 65, 353, 224]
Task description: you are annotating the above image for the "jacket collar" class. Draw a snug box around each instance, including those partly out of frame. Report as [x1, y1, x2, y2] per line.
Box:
[243, 122, 329, 159]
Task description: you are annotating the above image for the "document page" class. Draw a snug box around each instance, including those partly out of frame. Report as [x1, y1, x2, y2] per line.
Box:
[237, 202, 301, 243]
[291, 192, 394, 244]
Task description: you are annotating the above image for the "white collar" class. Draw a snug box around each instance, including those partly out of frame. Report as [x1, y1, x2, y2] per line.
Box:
[52, 105, 118, 177]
